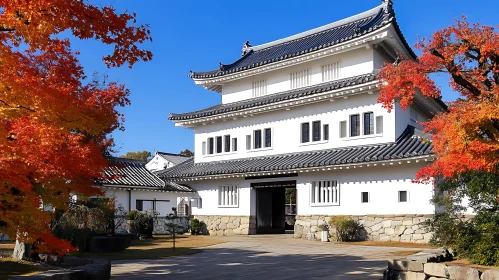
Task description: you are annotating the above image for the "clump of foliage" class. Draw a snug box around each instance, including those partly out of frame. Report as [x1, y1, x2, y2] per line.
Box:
[127, 210, 142, 221]
[189, 218, 201, 235]
[121, 151, 152, 161]
[426, 171, 499, 266]
[0, 0, 152, 254]
[127, 210, 157, 238]
[328, 216, 361, 242]
[165, 208, 183, 250]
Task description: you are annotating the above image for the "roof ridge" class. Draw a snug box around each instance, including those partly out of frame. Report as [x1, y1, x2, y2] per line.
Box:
[157, 151, 190, 157]
[250, 4, 384, 53]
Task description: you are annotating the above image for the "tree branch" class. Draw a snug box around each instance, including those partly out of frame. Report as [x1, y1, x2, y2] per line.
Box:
[0, 99, 35, 112]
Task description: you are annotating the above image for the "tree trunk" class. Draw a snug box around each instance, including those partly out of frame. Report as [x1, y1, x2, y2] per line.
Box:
[12, 240, 31, 260]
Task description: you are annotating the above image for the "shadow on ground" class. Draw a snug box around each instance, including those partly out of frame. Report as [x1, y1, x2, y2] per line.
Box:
[111, 246, 386, 279]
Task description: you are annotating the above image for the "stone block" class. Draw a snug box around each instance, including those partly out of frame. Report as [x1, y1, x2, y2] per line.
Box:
[400, 235, 412, 242]
[424, 263, 449, 278]
[423, 233, 432, 242]
[233, 218, 240, 226]
[371, 222, 383, 232]
[311, 220, 318, 226]
[219, 223, 227, 230]
[481, 269, 499, 280]
[226, 229, 234, 236]
[407, 253, 439, 263]
[428, 278, 447, 280]
[295, 225, 303, 235]
[385, 228, 395, 235]
[388, 259, 424, 272]
[395, 226, 407, 235]
[383, 220, 392, 228]
[303, 226, 310, 234]
[240, 217, 250, 224]
[310, 226, 318, 233]
[380, 235, 391, 241]
[392, 271, 427, 280]
[392, 221, 403, 227]
[390, 236, 401, 242]
[412, 234, 423, 240]
[403, 220, 413, 226]
[240, 228, 249, 235]
[447, 265, 480, 280]
[404, 228, 415, 235]
[226, 223, 235, 229]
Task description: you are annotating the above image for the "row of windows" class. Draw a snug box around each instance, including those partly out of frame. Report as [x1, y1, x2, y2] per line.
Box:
[340, 113, 383, 138]
[203, 135, 238, 155]
[247, 128, 272, 150]
[251, 62, 341, 98]
[301, 121, 329, 143]
[215, 184, 409, 208]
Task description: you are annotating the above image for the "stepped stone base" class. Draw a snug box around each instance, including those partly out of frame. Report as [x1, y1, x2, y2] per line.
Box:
[193, 215, 256, 236]
[294, 214, 434, 243]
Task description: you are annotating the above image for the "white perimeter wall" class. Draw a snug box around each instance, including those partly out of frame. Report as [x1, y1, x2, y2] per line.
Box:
[221, 47, 376, 104]
[187, 162, 436, 217]
[103, 188, 192, 216]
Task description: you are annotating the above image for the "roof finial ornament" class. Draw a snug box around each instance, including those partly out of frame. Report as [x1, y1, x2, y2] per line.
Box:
[381, 0, 394, 22]
[241, 40, 252, 56]
[219, 62, 224, 70]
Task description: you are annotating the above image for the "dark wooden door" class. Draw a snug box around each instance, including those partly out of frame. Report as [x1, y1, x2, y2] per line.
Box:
[256, 187, 285, 234]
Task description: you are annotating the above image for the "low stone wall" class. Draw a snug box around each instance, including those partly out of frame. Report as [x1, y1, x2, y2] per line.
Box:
[384, 248, 499, 280]
[294, 214, 434, 243]
[193, 215, 256, 236]
[115, 216, 190, 235]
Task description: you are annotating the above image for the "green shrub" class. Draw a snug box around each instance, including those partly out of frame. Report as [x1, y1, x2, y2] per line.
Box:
[127, 210, 141, 221]
[328, 216, 360, 241]
[190, 218, 201, 235]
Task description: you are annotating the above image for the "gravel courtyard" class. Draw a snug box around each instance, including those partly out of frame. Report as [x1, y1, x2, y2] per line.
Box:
[111, 235, 421, 279]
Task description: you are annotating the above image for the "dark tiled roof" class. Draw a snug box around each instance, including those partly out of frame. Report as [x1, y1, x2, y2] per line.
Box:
[190, 1, 414, 79]
[157, 126, 432, 179]
[100, 157, 194, 192]
[169, 73, 377, 121]
[156, 152, 192, 165]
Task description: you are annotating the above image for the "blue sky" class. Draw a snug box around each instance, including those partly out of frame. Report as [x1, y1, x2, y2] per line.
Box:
[73, 0, 498, 156]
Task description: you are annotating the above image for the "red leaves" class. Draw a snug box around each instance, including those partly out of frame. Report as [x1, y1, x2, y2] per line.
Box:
[0, 1, 151, 254]
[379, 17, 499, 181]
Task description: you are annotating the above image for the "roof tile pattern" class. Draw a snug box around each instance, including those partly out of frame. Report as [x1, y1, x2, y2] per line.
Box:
[157, 126, 432, 179]
[100, 157, 194, 192]
[157, 152, 192, 165]
[169, 73, 377, 120]
[190, 1, 413, 79]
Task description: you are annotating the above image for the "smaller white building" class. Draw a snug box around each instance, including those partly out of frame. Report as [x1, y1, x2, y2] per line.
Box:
[100, 157, 194, 216]
[145, 152, 191, 172]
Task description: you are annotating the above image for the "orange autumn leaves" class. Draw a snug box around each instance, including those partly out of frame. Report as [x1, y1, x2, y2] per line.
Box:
[379, 17, 499, 181]
[0, 0, 151, 254]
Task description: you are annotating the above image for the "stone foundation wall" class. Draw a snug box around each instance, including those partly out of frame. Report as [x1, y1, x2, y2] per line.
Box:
[294, 214, 434, 243]
[193, 215, 256, 236]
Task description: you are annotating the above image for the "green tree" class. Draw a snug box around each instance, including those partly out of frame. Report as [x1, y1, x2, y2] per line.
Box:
[285, 188, 296, 204]
[121, 150, 151, 161]
[180, 149, 194, 157]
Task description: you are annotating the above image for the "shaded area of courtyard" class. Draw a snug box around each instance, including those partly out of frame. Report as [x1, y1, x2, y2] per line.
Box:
[111, 235, 421, 279]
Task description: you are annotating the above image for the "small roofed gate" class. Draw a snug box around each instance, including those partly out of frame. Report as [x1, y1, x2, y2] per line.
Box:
[253, 180, 296, 234]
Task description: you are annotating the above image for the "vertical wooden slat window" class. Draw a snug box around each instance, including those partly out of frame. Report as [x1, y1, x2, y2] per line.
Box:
[224, 135, 231, 152]
[290, 69, 310, 89]
[350, 114, 360, 137]
[232, 138, 237, 152]
[246, 135, 251, 150]
[323, 124, 329, 141]
[218, 186, 238, 207]
[311, 180, 339, 205]
[301, 122, 310, 143]
[376, 116, 383, 134]
[312, 121, 321, 141]
[254, 129, 262, 149]
[363, 112, 374, 135]
[208, 138, 214, 154]
[264, 128, 272, 148]
[252, 80, 268, 97]
[216, 136, 222, 153]
[340, 121, 347, 138]
[321, 62, 341, 82]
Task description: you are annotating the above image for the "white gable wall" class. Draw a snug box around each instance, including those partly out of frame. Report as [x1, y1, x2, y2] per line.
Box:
[221, 47, 376, 104]
[145, 154, 173, 172]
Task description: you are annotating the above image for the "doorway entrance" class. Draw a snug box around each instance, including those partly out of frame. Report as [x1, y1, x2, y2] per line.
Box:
[253, 180, 296, 234]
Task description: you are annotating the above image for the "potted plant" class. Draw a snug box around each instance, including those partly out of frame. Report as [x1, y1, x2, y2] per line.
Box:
[318, 223, 329, 242]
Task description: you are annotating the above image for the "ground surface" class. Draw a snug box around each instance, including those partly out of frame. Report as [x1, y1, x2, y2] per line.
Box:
[0, 242, 48, 279]
[111, 235, 423, 279]
[74, 235, 224, 260]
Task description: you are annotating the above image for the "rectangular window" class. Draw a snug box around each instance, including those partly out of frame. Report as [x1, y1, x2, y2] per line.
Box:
[246, 135, 251, 150]
[301, 122, 310, 143]
[321, 62, 341, 82]
[311, 180, 339, 205]
[202, 141, 206, 155]
[290, 69, 310, 89]
[265, 128, 272, 148]
[224, 135, 231, 152]
[399, 191, 408, 202]
[232, 138, 237, 152]
[323, 124, 329, 141]
[252, 80, 268, 97]
[312, 121, 321, 141]
[216, 136, 222, 153]
[376, 116, 383, 134]
[136, 200, 143, 211]
[364, 112, 374, 135]
[218, 185, 238, 207]
[208, 138, 214, 154]
[361, 192, 369, 203]
[340, 121, 347, 138]
[254, 130, 262, 149]
[350, 114, 360, 137]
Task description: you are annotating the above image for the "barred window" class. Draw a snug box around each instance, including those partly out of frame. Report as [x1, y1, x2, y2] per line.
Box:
[311, 180, 339, 205]
[218, 186, 238, 207]
[290, 69, 310, 89]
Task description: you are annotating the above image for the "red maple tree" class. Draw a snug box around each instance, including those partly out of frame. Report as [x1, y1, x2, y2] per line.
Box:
[378, 17, 499, 182]
[0, 0, 152, 254]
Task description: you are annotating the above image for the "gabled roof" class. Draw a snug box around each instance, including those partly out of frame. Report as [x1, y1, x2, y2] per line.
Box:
[100, 157, 194, 192]
[156, 152, 192, 165]
[190, 0, 413, 80]
[169, 73, 377, 121]
[156, 126, 432, 179]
